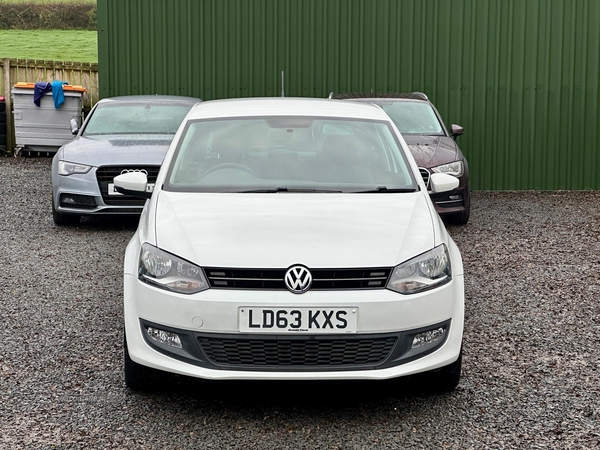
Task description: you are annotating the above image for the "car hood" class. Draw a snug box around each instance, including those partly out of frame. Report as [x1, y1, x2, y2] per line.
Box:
[153, 192, 436, 268]
[403, 135, 458, 168]
[61, 135, 172, 166]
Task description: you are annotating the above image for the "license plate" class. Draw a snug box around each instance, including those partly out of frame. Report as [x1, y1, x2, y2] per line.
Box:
[108, 183, 155, 195]
[239, 307, 358, 333]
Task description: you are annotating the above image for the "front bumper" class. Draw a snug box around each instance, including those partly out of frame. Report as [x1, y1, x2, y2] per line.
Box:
[124, 273, 465, 381]
[53, 167, 148, 216]
[430, 185, 469, 216]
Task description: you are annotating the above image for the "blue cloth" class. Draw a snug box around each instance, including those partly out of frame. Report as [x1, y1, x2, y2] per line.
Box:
[51, 80, 66, 109]
[33, 82, 52, 106]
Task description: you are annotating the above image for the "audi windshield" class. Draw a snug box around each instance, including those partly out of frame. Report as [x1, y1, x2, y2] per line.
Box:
[377, 101, 444, 135]
[82, 103, 194, 136]
[165, 117, 418, 193]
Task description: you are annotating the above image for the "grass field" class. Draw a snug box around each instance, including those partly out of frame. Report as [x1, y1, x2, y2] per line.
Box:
[0, 30, 97, 61]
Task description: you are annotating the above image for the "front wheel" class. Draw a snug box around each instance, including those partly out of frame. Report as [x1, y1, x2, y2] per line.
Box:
[124, 336, 168, 392]
[423, 348, 462, 392]
[52, 197, 80, 226]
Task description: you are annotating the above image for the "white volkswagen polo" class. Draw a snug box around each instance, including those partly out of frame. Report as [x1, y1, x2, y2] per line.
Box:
[115, 98, 465, 392]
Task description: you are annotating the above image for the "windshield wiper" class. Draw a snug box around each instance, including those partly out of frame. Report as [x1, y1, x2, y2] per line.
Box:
[237, 187, 344, 193]
[352, 186, 418, 193]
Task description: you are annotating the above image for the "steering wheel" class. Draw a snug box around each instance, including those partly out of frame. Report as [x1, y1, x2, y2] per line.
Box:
[202, 163, 258, 178]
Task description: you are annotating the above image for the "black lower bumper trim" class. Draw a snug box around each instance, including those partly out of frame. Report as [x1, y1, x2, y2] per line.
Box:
[139, 319, 451, 372]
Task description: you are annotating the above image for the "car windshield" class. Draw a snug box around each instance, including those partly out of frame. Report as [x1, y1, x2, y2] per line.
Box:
[82, 103, 193, 136]
[165, 116, 418, 193]
[377, 101, 444, 135]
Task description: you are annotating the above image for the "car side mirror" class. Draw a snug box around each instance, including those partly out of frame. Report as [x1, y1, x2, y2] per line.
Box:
[430, 173, 459, 193]
[70, 118, 79, 135]
[450, 124, 464, 139]
[113, 172, 152, 199]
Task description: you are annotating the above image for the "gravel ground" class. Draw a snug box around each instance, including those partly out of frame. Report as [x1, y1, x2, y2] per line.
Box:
[1, 157, 599, 449]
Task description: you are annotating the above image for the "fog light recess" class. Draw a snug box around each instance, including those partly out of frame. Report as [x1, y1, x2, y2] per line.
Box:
[412, 327, 446, 349]
[147, 327, 182, 349]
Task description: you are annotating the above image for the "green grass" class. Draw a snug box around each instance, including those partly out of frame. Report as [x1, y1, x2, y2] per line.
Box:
[0, 30, 97, 61]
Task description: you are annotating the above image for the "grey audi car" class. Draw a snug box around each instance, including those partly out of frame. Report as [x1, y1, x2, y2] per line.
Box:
[51, 95, 200, 225]
[333, 93, 470, 225]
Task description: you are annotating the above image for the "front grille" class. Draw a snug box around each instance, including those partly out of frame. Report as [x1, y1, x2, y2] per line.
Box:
[418, 167, 430, 188]
[205, 267, 392, 290]
[198, 335, 397, 369]
[59, 193, 96, 210]
[96, 165, 160, 206]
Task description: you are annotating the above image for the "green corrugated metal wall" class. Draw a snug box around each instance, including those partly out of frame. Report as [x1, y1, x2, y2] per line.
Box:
[97, 0, 600, 190]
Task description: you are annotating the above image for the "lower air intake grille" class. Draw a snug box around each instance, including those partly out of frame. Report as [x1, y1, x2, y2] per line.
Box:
[198, 335, 397, 369]
[59, 193, 96, 209]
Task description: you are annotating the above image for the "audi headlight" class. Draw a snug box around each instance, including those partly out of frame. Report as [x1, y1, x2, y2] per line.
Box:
[139, 243, 209, 294]
[387, 245, 451, 294]
[431, 161, 463, 177]
[58, 160, 92, 176]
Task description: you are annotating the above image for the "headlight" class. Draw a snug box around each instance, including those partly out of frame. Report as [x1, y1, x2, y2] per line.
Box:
[387, 244, 451, 294]
[139, 243, 209, 294]
[431, 161, 463, 177]
[58, 160, 92, 176]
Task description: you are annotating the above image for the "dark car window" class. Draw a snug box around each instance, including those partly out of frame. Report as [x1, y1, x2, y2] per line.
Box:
[83, 103, 193, 136]
[378, 101, 444, 135]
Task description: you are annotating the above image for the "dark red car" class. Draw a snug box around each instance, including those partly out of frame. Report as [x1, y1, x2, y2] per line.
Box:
[333, 93, 470, 225]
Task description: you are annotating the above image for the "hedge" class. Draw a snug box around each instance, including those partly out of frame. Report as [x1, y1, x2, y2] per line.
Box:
[0, 2, 96, 30]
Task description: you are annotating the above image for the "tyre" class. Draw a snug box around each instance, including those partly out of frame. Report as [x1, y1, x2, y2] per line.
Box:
[0, 102, 5, 112]
[0, 111, 5, 123]
[52, 197, 80, 226]
[423, 348, 462, 393]
[0, 123, 6, 134]
[124, 336, 167, 392]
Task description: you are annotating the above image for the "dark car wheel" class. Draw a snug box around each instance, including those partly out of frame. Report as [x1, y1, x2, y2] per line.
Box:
[124, 336, 168, 392]
[444, 185, 470, 225]
[423, 347, 462, 393]
[52, 197, 80, 226]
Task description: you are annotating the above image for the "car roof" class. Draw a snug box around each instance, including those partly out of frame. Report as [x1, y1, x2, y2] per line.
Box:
[185, 97, 390, 121]
[97, 95, 201, 104]
[332, 92, 429, 102]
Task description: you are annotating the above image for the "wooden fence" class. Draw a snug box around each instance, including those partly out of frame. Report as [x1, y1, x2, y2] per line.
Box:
[0, 58, 99, 153]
